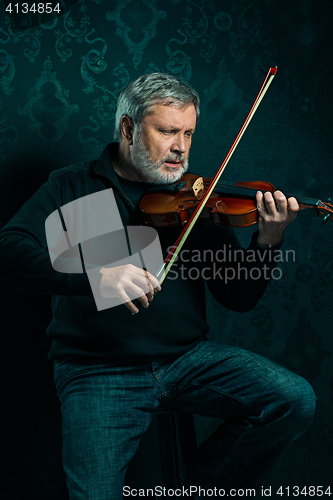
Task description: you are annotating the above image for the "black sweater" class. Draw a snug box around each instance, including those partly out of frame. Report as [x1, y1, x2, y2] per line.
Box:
[0, 143, 279, 362]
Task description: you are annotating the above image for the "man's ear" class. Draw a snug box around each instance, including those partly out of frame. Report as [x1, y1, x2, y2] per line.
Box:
[120, 115, 134, 145]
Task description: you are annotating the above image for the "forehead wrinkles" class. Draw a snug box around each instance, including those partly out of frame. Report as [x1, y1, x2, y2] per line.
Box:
[142, 103, 196, 130]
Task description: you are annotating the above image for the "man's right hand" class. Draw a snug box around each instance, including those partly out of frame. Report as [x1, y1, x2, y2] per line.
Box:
[99, 264, 161, 314]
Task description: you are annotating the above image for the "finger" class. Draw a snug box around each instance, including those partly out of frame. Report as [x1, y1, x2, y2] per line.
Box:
[144, 269, 161, 292]
[118, 291, 139, 314]
[128, 284, 151, 308]
[263, 191, 280, 216]
[273, 190, 288, 218]
[287, 196, 299, 215]
[144, 270, 162, 301]
[256, 190, 276, 219]
[137, 292, 152, 308]
[132, 273, 154, 300]
[256, 191, 265, 219]
[134, 268, 161, 294]
[256, 190, 264, 205]
[125, 301, 139, 314]
[120, 284, 150, 312]
[143, 270, 154, 300]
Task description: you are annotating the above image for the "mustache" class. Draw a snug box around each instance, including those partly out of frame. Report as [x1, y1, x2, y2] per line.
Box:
[162, 154, 185, 164]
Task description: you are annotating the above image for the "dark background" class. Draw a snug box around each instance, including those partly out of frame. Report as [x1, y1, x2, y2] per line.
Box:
[0, 0, 332, 498]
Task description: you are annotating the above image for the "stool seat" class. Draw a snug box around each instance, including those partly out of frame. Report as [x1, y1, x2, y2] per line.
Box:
[155, 407, 197, 489]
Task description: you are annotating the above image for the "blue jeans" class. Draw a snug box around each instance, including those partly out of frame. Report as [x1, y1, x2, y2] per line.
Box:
[53, 340, 316, 500]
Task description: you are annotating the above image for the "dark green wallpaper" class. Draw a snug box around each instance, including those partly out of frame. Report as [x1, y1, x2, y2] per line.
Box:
[1, 0, 332, 498]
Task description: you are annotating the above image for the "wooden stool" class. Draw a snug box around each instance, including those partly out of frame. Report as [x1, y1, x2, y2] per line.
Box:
[155, 407, 197, 489]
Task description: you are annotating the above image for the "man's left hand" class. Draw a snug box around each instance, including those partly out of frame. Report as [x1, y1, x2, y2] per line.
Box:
[256, 190, 299, 248]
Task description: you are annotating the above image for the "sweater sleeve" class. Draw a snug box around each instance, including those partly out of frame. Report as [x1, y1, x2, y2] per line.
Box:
[0, 174, 94, 297]
[203, 222, 283, 312]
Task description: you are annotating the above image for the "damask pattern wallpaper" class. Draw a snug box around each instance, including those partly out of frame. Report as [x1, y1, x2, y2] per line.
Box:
[0, 0, 332, 498]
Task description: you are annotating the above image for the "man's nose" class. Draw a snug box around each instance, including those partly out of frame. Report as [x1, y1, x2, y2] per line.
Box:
[171, 134, 186, 154]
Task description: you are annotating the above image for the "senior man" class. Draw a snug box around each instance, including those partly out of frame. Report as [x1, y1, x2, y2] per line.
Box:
[0, 73, 316, 499]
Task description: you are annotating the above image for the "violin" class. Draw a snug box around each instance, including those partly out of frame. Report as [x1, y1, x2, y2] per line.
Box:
[140, 173, 333, 228]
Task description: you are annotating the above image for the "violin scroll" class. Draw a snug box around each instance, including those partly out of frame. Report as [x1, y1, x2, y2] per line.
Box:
[313, 201, 333, 224]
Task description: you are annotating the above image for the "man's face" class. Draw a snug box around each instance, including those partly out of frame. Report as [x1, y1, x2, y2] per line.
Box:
[131, 103, 197, 184]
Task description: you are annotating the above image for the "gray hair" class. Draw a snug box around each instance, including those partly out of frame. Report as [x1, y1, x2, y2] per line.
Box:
[114, 73, 200, 141]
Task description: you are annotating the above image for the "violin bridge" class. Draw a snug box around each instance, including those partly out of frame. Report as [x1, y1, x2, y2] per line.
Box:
[192, 177, 204, 199]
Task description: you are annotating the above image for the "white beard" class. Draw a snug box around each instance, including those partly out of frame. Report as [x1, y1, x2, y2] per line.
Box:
[131, 131, 189, 184]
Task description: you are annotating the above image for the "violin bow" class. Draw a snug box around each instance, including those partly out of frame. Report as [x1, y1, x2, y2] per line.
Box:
[156, 66, 277, 286]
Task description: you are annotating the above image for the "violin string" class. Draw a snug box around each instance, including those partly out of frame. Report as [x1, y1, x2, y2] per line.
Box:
[317, 201, 331, 209]
[211, 181, 265, 198]
[204, 180, 326, 208]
